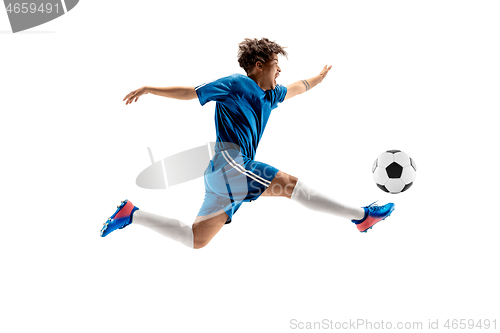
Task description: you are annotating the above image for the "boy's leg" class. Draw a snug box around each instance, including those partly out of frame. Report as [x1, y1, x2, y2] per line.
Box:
[261, 170, 364, 220]
[101, 199, 229, 249]
[192, 210, 229, 249]
[132, 209, 229, 249]
[261, 170, 394, 231]
[259, 170, 298, 199]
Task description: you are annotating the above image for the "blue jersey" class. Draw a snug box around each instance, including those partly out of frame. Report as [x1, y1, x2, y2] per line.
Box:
[195, 73, 287, 160]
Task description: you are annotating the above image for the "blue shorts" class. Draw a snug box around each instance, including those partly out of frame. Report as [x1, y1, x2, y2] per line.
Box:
[197, 148, 279, 224]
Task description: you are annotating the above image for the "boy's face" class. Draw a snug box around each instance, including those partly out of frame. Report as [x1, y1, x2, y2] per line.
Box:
[261, 53, 281, 90]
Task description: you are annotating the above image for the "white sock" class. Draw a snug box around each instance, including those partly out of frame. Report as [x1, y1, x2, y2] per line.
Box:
[132, 210, 194, 248]
[290, 178, 366, 221]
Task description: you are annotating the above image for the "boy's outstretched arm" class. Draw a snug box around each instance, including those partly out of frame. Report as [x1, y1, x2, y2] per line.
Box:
[284, 65, 332, 101]
[123, 86, 197, 105]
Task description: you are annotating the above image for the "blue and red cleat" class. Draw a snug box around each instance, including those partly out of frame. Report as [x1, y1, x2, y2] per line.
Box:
[100, 199, 139, 237]
[352, 202, 395, 233]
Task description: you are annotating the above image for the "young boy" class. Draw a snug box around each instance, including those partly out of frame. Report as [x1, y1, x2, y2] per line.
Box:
[101, 38, 394, 249]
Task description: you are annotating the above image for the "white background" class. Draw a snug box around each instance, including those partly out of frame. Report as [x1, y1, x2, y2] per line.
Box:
[1, 1, 499, 332]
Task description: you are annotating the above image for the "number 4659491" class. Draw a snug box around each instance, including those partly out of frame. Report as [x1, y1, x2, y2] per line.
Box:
[444, 319, 497, 330]
[6, 3, 60, 14]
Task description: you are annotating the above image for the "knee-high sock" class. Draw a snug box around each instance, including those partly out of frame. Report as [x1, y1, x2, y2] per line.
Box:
[290, 178, 365, 221]
[132, 210, 193, 248]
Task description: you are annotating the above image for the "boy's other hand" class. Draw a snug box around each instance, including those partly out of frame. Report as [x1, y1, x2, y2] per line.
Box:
[124, 86, 149, 105]
[318, 65, 332, 82]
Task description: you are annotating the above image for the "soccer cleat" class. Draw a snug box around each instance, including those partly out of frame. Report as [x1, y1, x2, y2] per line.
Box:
[100, 199, 139, 237]
[352, 201, 395, 233]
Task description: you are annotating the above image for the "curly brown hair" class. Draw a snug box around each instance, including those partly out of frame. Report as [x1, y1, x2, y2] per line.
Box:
[237, 38, 288, 74]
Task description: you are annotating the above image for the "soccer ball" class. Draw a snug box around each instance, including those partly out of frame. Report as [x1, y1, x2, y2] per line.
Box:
[372, 150, 417, 193]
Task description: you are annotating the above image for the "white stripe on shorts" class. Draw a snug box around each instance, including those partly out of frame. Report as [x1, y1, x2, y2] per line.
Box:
[222, 150, 271, 185]
[221, 150, 271, 187]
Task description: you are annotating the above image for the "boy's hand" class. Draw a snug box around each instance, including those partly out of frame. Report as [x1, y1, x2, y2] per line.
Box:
[318, 65, 332, 83]
[284, 65, 333, 101]
[123, 86, 149, 105]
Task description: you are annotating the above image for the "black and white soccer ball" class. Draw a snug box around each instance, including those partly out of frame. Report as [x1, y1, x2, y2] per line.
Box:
[372, 150, 417, 194]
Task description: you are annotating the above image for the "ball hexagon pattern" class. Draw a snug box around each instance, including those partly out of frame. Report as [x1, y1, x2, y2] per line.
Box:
[372, 150, 416, 193]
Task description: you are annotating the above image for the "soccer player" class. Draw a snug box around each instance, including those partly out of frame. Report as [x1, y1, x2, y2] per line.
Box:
[101, 38, 395, 249]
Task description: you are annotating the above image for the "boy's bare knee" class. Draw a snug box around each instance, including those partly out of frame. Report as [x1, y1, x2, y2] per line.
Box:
[192, 222, 212, 249]
[192, 211, 228, 249]
[193, 238, 210, 249]
[261, 170, 297, 198]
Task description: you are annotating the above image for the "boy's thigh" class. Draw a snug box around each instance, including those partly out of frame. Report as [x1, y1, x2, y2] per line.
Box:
[261, 170, 298, 198]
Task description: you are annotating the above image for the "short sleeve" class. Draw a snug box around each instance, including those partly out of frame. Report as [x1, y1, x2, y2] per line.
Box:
[269, 84, 287, 109]
[195, 75, 235, 106]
